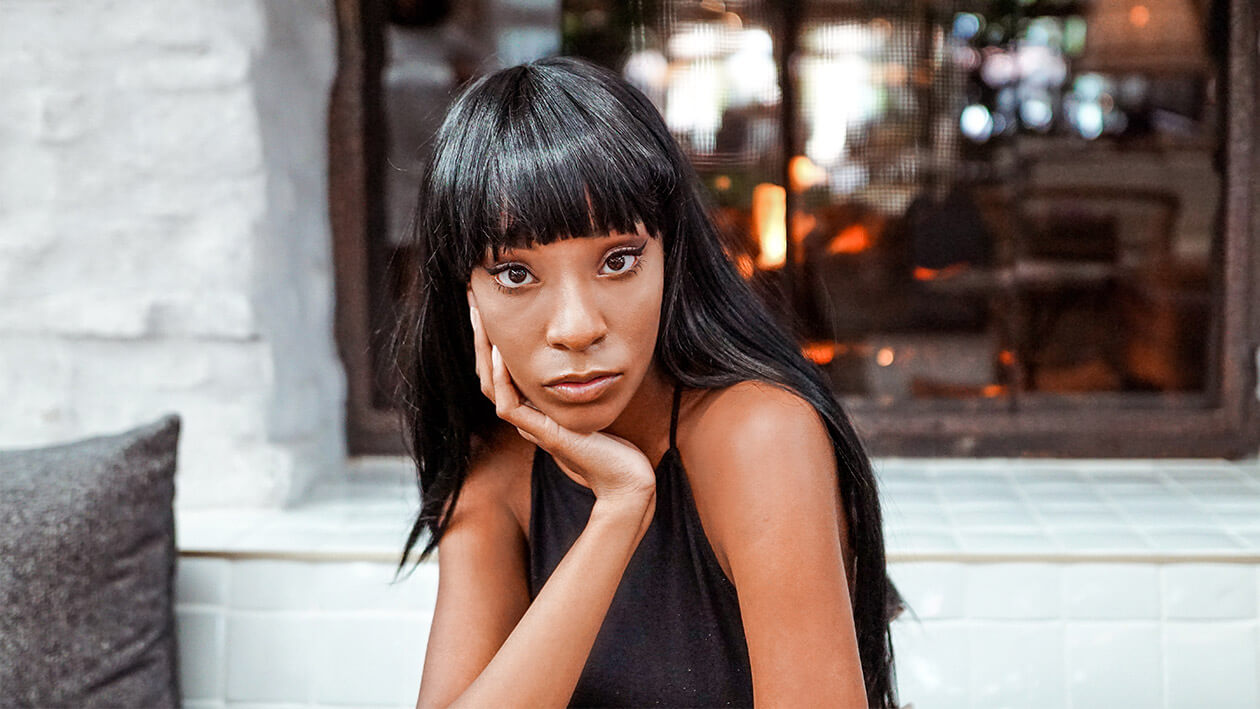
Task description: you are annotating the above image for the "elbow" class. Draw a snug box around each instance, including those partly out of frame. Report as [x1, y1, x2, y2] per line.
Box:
[419, 685, 484, 709]
[415, 689, 454, 709]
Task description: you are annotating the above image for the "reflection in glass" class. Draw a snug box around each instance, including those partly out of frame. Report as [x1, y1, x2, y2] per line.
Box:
[572, 0, 1223, 408]
[368, 0, 1224, 410]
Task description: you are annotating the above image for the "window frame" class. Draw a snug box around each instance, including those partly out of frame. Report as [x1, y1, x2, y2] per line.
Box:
[330, 0, 1260, 458]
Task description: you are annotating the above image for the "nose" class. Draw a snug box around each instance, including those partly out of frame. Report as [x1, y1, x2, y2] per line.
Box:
[545, 281, 607, 352]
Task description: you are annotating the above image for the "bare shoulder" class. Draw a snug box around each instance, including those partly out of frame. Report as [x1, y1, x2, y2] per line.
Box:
[681, 380, 827, 446]
[459, 419, 535, 536]
[678, 379, 835, 482]
[676, 381, 843, 577]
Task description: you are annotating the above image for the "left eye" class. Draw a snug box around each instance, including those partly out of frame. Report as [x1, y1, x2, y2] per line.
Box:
[601, 252, 638, 275]
[491, 265, 536, 289]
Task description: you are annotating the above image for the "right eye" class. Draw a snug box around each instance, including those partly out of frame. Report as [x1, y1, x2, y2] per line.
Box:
[491, 264, 536, 290]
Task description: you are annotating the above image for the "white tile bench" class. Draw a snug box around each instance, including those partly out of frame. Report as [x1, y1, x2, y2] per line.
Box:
[176, 457, 1260, 709]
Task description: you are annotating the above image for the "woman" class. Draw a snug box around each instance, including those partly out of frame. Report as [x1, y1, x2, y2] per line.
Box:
[391, 56, 900, 708]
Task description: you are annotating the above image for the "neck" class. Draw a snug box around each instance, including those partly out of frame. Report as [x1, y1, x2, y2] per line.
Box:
[603, 362, 675, 469]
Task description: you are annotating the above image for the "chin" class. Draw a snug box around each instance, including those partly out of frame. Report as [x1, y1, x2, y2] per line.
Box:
[532, 397, 625, 434]
[551, 406, 622, 434]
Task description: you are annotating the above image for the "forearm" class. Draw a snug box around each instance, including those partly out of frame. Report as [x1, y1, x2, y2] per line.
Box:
[448, 495, 654, 708]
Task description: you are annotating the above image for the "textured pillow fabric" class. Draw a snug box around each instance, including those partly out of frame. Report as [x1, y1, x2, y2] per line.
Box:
[0, 415, 181, 708]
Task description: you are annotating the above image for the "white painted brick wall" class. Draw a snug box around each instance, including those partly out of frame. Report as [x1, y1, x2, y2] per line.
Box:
[0, 0, 346, 506]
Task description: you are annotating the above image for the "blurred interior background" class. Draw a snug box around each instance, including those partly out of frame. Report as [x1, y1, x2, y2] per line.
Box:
[347, 0, 1249, 459]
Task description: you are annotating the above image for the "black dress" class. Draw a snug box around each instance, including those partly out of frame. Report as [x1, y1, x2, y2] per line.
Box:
[527, 384, 755, 707]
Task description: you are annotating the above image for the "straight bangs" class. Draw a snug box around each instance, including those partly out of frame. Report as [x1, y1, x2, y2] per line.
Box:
[424, 59, 679, 279]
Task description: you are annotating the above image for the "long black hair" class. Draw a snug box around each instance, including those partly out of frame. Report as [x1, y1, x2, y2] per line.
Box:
[390, 56, 899, 709]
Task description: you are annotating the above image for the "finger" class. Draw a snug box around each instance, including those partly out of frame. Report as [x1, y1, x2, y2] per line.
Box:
[468, 306, 489, 400]
[491, 346, 575, 451]
[490, 345, 519, 414]
[491, 346, 542, 431]
[468, 299, 494, 402]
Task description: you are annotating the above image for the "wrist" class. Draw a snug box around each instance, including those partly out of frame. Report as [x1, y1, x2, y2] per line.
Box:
[591, 490, 653, 516]
[590, 491, 655, 534]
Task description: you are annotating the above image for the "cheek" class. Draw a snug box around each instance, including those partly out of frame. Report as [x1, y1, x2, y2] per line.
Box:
[473, 299, 535, 366]
[635, 291, 664, 343]
[618, 272, 665, 357]
[487, 327, 533, 366]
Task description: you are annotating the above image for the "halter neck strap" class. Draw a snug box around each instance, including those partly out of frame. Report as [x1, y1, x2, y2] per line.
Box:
[669, 382, 681, 451]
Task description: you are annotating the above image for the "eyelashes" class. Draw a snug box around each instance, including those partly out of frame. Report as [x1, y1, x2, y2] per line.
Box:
[486, 245, 647, 295]
[488, 264, 535, 291]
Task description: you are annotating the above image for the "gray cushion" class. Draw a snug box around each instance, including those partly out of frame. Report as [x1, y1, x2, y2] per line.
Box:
[0, 415, 181, 708]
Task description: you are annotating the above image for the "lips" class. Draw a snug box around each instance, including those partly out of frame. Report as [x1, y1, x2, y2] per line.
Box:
[544, 370, 618, 386]
[543, 372, 621, 404]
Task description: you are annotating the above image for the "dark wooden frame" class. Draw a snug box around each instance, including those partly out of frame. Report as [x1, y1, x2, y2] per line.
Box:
[330, 0, 406, 454]
[329, 0, 1260, 458]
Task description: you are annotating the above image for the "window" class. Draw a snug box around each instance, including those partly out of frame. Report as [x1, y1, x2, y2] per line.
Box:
[331, 0, 1259, 457]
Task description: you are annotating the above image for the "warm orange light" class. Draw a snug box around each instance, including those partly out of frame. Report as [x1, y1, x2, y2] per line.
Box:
[752, 183, 787, 269]
[876, 347, 895, 367]
[802, 341, 836, 365]
[789, 155, 826, 192]
[714, 175, 732, 191]
[791, 212, 817, 246]
[1129, 4, 1150, 28]
[735, 253, 754, 279]
[913, 262, 969, 280]
[998, 349, 1015, 367]
[981, 384, 1006, 398]
[827, 224, 873, 254]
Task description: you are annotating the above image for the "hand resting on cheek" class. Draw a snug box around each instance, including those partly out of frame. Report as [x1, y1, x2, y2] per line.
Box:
[466, 289, 657, 511]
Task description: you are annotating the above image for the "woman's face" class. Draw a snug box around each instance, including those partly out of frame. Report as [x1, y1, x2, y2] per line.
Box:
[467, 225, 665, 433]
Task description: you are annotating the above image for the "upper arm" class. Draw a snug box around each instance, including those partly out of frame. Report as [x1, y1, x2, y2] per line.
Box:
[684, 382, 867, 707]
[416, 446, 532, 709]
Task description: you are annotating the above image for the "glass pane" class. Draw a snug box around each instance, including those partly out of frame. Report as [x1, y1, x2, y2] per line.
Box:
[790, 3, 1013, 407]
[578, 0, 1224, 409]
[795, 0, 1222, 406]
[373, 0, 1225, 412]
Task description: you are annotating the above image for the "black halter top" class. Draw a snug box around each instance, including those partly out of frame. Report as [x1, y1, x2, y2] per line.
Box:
[527, 384, 754, 707]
